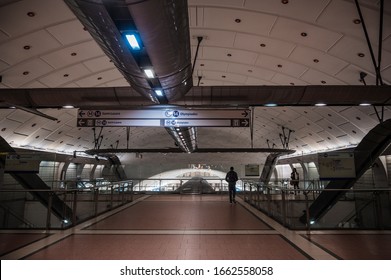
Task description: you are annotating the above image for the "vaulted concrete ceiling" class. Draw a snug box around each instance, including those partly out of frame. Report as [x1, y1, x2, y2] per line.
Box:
[0, 0, 390, 166]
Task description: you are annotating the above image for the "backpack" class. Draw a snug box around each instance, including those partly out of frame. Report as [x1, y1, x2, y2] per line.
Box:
[226, 171, 237, 182]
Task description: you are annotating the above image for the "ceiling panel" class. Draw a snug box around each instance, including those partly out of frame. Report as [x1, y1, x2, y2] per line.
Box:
[40, 41, 104, 69]
[316, 0, 391, 44]
[190, 29, 236, 47]
[256, 55, 308, 78]
[289, 46, 349, 75]
[244, 0, 330, 23]
[227, 63, 275, 81]
[300, 68, 346, 85]
[46, 19, 92, 45]
[39, 63, 91, 87]
[233, 33, 295, 58]
[270, 73, 307, 86]
[74, 68, 123, 87]
[335, 64, 378, 85]
[270, 17, 343, 51]
[202, 7, 277, 36]
[244, 76, 275, 86]
[328, 36, 391, 73]
[201, 46, 259, 65]
[1, 58, 53, 87]
[0, 0, 74, 37]
[0, 30, 62, 65]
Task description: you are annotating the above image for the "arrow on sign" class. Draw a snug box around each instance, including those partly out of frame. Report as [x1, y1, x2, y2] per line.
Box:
[78, 111, 86, 118]
[78, 119, 86, 126]
[241, 110, 249, 118]
[241, 119, 249, 126]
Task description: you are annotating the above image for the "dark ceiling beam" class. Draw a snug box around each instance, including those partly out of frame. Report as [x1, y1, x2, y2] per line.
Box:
[0, 85, 389, 109]
[84, 148, 296, 155]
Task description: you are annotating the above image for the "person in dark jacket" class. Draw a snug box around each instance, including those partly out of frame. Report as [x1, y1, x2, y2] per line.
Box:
[225, 166, 239, 203]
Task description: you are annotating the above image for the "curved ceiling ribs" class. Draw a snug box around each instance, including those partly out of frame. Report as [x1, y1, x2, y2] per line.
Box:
[64, 0, 197, 152]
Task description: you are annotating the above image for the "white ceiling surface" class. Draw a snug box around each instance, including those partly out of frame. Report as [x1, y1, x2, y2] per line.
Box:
[0, 0, 390, 166]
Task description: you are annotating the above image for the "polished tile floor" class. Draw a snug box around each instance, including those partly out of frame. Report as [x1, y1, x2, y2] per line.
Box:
[1, 195, 390, 260]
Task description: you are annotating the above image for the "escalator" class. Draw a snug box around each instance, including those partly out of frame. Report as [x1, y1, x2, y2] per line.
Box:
[0, 136, 73, 222]
[300, 118, 391, 224]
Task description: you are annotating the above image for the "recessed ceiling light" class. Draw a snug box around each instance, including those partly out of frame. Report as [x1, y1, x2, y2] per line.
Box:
[290, 83, 295, 85]
[282, 0, 289, 4]
[260, 43, 266, 47]
[321, 80, 326, 84]
[71, 52, 77, 56]
[97, 77, 102, 80]
[315, 103, 327, 106]
[358, 53, 365, 57]
[125, 34, 142, 51]
[143, 69, 155, 78]
[63, 74, 69, 77]
[301, 32, 308, 37]
[277, 64, 283, 68]
[200, 63, 205, 66]
[23, 45, 31, 50]
[222, 75, 226, 78]
[23, 71, 29, 75]
[62, 105, 74, 109]
[227, 53, 232, 57]
[265, 103, 278, 107]
[353, 19, 361, 24]
[248, 70, 253, 73]
[359, 103, 371, 106]
[235, 18, 241, 23]
[27, 12, 35, 17]
[313, 59, 319, 63]
[154, 89, 164, 96]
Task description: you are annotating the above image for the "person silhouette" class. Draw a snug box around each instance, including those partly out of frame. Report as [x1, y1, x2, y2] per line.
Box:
[290, 168, 300, 194]
[225, 166, 239, 203]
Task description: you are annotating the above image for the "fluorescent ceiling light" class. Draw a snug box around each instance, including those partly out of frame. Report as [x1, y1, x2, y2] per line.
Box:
[62, 105, 74, 109]
[265, 103, 277, 107]
[144, 69, 155, 78]
[359, 103, 371, 106]
[315, 103, 327, 106]
[154, 89, 163, 96]
[125, 34, 141, 50]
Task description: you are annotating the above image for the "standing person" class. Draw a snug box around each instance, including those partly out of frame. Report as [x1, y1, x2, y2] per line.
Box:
[290, 168, 300, 194]
[225, 166, 239, 204]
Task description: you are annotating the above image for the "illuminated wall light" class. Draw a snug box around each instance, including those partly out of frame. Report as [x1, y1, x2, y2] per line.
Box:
[143, 69, 155, 78]
[359, 103, 371, 106]
[315, 103, 327, 106]
[125, 34, 141, 50]
[265, 103, 277, 107]
[62, 105, 74, 109]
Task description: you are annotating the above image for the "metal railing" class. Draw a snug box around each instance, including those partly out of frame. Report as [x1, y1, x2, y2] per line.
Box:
[2, 177, 390, 231]
[239, 179, 391, 230]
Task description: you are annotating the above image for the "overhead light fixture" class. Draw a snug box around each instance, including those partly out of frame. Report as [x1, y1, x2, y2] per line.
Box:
[124, 33, 141, 51]
[143, 69, 155, 79]
[62, 105, 74, 109]
[315, 103, 327, 106]
[359, 103, 371, 106]
[265, 103, 277, 107]
[154, 89, 164, 97]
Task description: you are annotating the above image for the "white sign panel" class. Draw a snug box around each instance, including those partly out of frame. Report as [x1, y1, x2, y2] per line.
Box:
[78, 109, 250, 119]
[318, 152, 356, 180]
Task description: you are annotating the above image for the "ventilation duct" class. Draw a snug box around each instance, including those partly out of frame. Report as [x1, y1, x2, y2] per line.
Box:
[65, 0, 197, 152]
[64, 0, 193, 103]
[166, 127, 197, 153]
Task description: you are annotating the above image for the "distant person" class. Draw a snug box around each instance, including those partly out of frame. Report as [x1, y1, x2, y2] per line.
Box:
[290, 168, 300, 194]
[225, 166, 239, 204]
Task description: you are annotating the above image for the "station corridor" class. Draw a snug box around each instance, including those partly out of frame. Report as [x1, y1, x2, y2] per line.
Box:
[1, 195, 390, 260]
